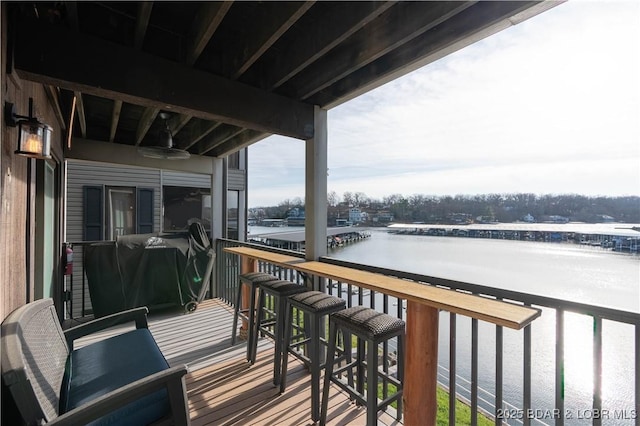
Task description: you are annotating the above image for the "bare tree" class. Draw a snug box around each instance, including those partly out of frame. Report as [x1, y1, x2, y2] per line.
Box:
[343, 191, 354, 206]
[353, 192, 369, 207]
[327, 190, 339, 207]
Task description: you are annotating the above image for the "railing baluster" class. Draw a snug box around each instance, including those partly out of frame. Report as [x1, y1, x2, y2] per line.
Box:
[471, 317, 479, 426]
[593, 316, 603, 426]
[523, 306, 532, 426]
[450, 312, 457, 426]
[636, 322, 639, 426]
[556, 309, 564, 426]
[495, 321, 503, 426]
[81, 248, 86, 317]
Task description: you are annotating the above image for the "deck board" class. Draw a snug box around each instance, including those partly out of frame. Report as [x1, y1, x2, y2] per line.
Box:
[72, 298, 401, 425]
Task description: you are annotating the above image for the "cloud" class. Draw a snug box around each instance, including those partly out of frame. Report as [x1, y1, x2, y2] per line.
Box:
[249, 1, 640, 206]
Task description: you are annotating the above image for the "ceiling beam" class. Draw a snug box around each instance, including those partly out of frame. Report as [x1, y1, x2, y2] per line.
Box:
[65, 2, 79, 32]
[312, 1, 546, 109]
[179, 121, 222, 150]
[187, 1, 233, 66]
[211, 129, 268, 157]
[109, 100, 122, 142]
[259, 1, 397, 90]
[133, 2, 154, 50]
[196, 124, 245, 155]
[287, 1, 475, 100]
[181, 2, 233, 139]
[43, 85, 66, 130]
[230, 1, 315, 80]
[73, 91, 86, 138]
[135, 107, 159, 145]
[168, 113, 193, 137]
[14, 21, 315, 140]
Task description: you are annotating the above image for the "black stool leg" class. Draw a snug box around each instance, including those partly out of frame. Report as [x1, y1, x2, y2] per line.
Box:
[279, 302, 294, 394]
[367, 339, 378, 426]
[231, 281, 243, 345]
[309, 311, 320, 421]
[245, 283, 258, 362]
[320, 320, 338, 426]
[356, 338, 365, 403]
[251, 288, 266, 364]
[396, 333, 405, 421]
[343, 330, 354, 390]
[272, 294, 285, 386]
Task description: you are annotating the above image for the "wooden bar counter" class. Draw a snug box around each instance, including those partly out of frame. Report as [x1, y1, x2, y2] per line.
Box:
[224, 246, 541, 425]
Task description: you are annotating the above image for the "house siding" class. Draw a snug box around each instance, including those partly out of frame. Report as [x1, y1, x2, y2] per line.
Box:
[228, 169, 245, 191]
[162, 170, 211, 188]
[66, 161, 215, 317]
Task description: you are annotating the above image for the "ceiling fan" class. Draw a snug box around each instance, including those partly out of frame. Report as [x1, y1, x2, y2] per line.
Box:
[138, 112, 191, 160]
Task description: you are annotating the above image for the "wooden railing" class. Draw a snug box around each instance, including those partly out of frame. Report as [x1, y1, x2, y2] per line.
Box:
[215, 238, 640, 426]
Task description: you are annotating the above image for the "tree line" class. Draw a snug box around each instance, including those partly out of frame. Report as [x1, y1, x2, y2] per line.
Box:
[250, 193, 640, 224]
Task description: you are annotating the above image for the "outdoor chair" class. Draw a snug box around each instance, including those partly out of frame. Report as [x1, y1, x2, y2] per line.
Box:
[1, 298, 190, 425]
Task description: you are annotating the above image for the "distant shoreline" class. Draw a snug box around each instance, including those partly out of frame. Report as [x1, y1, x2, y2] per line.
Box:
[386, 222, 640, 253]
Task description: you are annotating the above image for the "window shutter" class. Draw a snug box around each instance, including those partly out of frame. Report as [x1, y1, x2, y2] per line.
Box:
[137, 188, 154, 234]
[84, 186, 104, 241]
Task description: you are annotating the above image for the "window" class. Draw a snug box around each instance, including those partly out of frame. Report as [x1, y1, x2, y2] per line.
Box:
[227, 190, 239, 239]
[107, 187, 135, 239]
[83, 186, 154, 241]
[228, 151, 240, 169]
[163, 186, 211, 232]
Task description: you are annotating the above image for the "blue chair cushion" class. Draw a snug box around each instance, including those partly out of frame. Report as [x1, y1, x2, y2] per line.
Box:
[60, 328, 170, 426]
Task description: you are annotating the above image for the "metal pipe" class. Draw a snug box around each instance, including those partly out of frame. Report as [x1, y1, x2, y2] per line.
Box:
[593, 316, 603, 426]
[472, 317, 479, 426]
[495, 322, 503, 426]
[555, 309, 565, 426]
[523, 314, 532, 426]
[450, 312, 457, 425]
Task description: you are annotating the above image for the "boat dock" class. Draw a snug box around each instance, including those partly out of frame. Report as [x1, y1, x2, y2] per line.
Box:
[387, 223, 640, 252]
[248, 226, 371, 251]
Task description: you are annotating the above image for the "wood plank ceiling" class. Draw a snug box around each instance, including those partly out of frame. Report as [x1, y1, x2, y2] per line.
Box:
[8, 1, 558, 159]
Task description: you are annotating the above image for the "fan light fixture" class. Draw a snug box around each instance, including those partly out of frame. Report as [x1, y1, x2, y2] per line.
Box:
[138, 112, 191, 160]
[5, 98, 52, 159]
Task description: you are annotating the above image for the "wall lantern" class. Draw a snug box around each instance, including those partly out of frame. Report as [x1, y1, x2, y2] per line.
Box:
[4, 97, 52, 159]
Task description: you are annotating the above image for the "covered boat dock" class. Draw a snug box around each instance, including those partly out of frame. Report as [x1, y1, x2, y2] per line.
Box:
[249, 227, 370, 251]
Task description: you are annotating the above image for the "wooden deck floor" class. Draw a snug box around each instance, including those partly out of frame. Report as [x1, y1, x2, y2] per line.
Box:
[73, 298, 401, 425]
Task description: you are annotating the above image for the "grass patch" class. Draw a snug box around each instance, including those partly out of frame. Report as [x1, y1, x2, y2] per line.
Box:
[435, 387, 494, 426]
[376, 383, 493, 426]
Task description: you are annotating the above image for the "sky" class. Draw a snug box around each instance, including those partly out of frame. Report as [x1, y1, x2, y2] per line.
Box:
[247, 1, 640, 208]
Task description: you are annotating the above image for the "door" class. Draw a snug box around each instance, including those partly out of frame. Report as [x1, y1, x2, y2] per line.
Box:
[107, 187, 135, 239]
[35, 161, 56, 299]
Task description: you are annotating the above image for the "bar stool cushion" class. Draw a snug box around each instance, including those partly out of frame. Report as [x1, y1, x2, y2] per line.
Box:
[288, 291, 346, 314]
[332, 306, 405, 340]
[239, 272, 279, 284]
[260, 279, 307, 296]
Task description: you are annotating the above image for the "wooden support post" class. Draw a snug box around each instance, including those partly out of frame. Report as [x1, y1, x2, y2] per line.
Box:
[404, 301, 439, 426]
[239, 256, 257, 339]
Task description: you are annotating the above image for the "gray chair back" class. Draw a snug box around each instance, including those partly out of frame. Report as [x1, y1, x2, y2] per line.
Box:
[1, 298, 69, 424]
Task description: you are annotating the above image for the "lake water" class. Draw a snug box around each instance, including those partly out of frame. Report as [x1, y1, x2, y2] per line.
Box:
[248, 225, 640, 424]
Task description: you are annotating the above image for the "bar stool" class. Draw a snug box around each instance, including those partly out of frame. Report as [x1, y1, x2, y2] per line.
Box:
[280, 291, 347, 422]
[231, 272, 279, 362]
[320, 306, 405, 426]
[251, 279, 307, 385]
